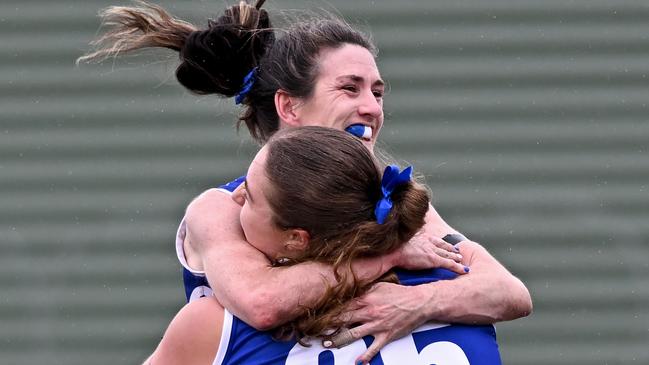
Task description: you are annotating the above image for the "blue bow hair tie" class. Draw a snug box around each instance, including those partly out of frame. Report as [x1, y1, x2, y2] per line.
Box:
[235, 67, 258, 105]
[374, 165, 413, 224]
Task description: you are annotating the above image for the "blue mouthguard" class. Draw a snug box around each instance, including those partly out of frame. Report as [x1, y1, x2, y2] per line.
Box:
[345, 124, 372, 139]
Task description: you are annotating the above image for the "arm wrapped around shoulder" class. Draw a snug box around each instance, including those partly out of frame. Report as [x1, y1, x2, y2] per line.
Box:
[277, 180, 432, 342]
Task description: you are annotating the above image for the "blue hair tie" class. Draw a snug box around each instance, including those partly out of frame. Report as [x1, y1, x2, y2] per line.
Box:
[374, 165, 413, 224]
[235, 67, 258, 105]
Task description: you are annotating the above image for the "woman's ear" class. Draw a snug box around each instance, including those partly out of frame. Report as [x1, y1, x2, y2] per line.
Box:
[284, 228, 310, 253]
[275, 89, 303, 127]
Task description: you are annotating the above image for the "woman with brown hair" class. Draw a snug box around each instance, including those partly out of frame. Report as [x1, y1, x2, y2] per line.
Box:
[145, 126, 502, 365]
[80, 1, 531, 363]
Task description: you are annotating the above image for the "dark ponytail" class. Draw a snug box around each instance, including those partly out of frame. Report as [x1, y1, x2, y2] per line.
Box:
[78, 1, 275, 96]
[176, 1, 274, 96]
[77, 1, 197, 62]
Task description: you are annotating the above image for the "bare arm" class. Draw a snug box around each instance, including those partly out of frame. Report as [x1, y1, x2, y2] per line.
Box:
[145, 297, 224, 365]
[349, 241, 532, 324]
[420, 205, 532, 322]
[345, 206, 532, 327]
[184, 189, 463, 330]
[327, 205, 532, 364]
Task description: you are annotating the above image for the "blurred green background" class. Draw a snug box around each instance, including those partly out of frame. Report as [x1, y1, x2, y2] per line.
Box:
[2, 0, 648, 364]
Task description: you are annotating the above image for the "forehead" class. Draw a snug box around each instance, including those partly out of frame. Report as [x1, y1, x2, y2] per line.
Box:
[245, 146, 271, 202]
[316, 44, 381, 82]
[247, 146, 269, 184]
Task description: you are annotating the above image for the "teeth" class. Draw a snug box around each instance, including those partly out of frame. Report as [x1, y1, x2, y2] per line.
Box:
[361, 126, 372, 141]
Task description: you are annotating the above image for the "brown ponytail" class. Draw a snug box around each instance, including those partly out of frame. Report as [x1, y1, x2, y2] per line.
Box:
[262, 127, 430, 341]
[290, 182, 429, 342]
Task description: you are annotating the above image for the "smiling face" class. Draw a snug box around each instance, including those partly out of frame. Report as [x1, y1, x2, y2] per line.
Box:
[290, 44, 385, 150]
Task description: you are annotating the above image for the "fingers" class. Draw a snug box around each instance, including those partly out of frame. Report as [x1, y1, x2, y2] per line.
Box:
[432, 246, 463, 263]
[322, 327, 355, 348]
[355, 333, 389, 365]
[437, 255, 470, 275]
[323, 323, 374, 348]
[430, 237, 459, 253]
[430, 246, 468, 274]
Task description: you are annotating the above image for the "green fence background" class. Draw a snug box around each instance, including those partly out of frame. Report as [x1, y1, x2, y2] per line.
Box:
[2, 0, 648, 364]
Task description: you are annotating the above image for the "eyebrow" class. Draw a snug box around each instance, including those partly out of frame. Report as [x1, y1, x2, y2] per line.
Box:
[336, 74, 385, 88]
[243, 178, 254, 204]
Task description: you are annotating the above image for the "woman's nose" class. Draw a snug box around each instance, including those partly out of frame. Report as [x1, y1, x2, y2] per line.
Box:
[357, 90, 383, 119]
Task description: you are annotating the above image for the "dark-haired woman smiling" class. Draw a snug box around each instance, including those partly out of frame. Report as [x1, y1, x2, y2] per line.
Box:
[80, 1, 531, 363]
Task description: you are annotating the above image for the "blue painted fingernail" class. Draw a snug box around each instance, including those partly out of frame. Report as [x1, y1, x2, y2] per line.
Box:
[454, 245, 460, 252]
[356, 361, 364, 365]
[464, 266, 470, 273]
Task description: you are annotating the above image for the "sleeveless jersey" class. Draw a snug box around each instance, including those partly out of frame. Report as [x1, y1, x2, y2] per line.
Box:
[214, 268, 501, 365]
[176, 176, 246, 302]
[176, 177, 501, 364]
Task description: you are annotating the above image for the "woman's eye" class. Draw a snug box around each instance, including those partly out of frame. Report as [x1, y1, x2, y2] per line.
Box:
[373, 89, 384, 98]
[237, 187, 247, 202]
[342, 85, 358, 92]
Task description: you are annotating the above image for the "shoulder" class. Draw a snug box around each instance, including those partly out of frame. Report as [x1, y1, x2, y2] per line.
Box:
[187, 188, 235, 215]
[185, 174, 245, 219]
[149, 297, 225, 365]
[185, 188, 242, 236]
[183, 187, 246, 257]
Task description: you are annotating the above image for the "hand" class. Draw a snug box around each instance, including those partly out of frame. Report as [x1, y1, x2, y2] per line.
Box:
[394, 231, 468, 275]
[323, 282, 430, 364]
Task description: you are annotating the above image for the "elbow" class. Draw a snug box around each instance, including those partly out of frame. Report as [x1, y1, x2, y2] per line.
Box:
[246, 309, 280, 331]
[240, 288, 284, 331]
[500, 279, 533, 321]
[516, 286, 533, 318]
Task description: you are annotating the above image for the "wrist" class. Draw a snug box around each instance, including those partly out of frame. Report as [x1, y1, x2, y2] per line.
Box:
[414, 282, 440, 320]
[405, 284, 433, 324]
[383, 248, 401, 270]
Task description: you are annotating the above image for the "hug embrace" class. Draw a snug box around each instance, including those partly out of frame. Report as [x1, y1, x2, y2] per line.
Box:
[80, 1, 532, 364]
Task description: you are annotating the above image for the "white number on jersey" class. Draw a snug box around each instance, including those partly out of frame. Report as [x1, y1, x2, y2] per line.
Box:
[285, 323, 470, 365]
